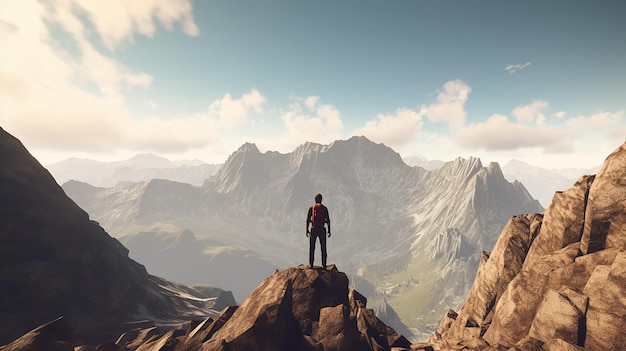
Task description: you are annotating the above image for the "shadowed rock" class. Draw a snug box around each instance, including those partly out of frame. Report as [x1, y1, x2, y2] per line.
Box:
[0, 127, 219, 344]
[0, 317, 73, 351]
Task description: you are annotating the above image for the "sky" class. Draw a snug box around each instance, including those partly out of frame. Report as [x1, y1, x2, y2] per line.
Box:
[1, 0, 625, 169]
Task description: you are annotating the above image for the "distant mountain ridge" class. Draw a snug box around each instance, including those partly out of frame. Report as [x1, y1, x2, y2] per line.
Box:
[502, 158, 600, 207]
[403, 156, 601, 208]
[47, 153, 220, 187]
[48, 146, 597, 210]
[63, 136, 543, 339]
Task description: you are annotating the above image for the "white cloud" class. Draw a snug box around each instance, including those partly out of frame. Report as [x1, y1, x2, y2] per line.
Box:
[353, 108, 423, 149]
[279, 98, 344, 148]
[0, 0, 205, 155]
[512, 100, 549, 124]
[128, 114, 221, 152]
[208, 89, 267, 129]
[553, 111, 566, 119]
[317, 104, 343, 131]
[148, 99, 159, 110]
[1, 83, 230, 153]
[566, 111, 624, 131]
[457, 114, 575, 153]
[305, 96, 319, 110]
[536, 114, 546, 126]
[419, 79, 471, 130]
[505, 62, 531, 75]
[50, 0, 199, 50]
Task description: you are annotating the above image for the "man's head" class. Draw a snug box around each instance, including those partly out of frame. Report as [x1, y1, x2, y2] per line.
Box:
[314, 193, 323, 203]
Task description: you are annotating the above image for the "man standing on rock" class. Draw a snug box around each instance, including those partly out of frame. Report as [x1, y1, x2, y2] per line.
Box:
[306, 193, 331, 269]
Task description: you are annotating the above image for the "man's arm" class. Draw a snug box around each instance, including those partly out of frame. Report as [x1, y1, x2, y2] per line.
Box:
[326, 207, 331, 237]
[306, 206, 312, 236]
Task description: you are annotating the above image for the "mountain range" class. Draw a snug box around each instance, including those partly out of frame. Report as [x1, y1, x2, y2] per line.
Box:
[47, 149, 597, 209]
[61, 136, 543, 339]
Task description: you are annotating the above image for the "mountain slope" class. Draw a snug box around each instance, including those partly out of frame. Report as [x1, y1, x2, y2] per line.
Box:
[0, 127, 225, 344]
[63, 136, 543, 338]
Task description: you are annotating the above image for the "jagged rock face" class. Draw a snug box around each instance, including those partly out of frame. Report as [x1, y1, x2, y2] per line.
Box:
[0, 128, 221, 344]
[3, 266, 412, 351]
[429, 142, 626, 351]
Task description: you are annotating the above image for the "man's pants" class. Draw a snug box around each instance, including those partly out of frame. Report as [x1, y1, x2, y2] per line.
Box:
[309, 227, 327, 267]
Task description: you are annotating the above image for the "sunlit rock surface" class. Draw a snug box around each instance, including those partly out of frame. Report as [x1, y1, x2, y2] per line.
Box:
[427, 142, 626, 350]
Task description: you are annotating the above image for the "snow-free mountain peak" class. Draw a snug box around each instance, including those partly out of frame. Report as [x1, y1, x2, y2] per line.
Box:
[442, 156, 483, 181]
[327, 135, 407, 170]
[125, 152, 175, 169]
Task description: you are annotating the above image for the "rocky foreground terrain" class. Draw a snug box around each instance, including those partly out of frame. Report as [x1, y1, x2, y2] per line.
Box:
[426, 141, 626, 350]
[1, 265, 413, 351]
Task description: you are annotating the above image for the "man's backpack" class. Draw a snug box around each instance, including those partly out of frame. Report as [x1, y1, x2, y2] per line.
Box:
[312, 203, 327, 229]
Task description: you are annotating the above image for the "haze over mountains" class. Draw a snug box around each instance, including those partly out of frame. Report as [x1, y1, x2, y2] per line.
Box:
[500, 159, 599, 208]
[5, 120, 626, 350]
[47, 153, 221, 187]
[60, 136, 543, 338]
[49, 151, 597, 208]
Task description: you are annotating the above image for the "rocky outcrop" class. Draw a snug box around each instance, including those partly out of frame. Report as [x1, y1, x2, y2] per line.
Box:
[141, 265, 410, 351]
[3, 265, 412, 351]
[426, 142, 626, 350]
